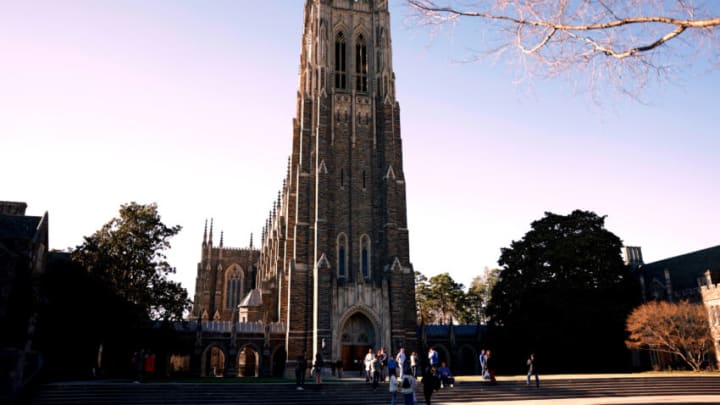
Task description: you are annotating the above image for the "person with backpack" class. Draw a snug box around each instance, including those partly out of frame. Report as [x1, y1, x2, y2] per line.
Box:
[421, 364, 440, 405]
[400, 367, 417, 405]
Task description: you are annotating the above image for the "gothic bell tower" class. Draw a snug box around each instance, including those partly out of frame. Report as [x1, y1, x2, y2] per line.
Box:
[260, 0, 416, 373]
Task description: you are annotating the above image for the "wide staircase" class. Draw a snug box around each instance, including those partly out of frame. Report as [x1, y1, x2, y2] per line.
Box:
[29, 376, 720, 404]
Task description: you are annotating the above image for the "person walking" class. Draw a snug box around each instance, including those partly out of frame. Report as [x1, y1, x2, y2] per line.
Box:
[400, 368, 417, 405]
[421, 365, 440, 405]
[527, 353, 539, 388]
[389, 372, 399, 405]
[295, 351, 307, 390]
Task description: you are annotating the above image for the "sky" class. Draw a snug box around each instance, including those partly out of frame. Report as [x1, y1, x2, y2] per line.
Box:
[2, 1, 719, 295]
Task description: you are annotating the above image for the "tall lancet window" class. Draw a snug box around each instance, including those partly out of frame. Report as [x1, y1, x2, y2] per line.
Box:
[335, 32, 347, 90]
[355, 34, 368, 92]
[225, 265, 244, 309]
[360, 235, 371, 278]
[337, 233, 348, 278]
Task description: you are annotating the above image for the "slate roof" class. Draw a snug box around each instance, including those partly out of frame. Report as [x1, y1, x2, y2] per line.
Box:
[0, 215, 42, 240]
[640, 245, 720, 291]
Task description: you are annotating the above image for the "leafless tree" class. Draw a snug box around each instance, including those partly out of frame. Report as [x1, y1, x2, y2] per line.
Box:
[407, 0, 720, 99]
[626, 300, 714, 371]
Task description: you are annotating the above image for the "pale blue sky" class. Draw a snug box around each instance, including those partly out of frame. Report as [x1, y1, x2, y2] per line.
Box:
[2, 1, 718, 294]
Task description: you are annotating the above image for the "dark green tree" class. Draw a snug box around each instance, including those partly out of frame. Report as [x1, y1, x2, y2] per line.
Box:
[427, 273, 466, 325]
[487, 210, 639, 373]
[72, 202, 190, 321]
[415, 271, 435, 324]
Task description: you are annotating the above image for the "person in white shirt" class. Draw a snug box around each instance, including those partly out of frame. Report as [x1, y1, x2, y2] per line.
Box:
[363, 348, 374, 383]
[396, 348, 406, 378]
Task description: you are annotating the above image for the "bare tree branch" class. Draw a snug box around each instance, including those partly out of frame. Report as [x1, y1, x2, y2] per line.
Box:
[406, 0, 720, 99]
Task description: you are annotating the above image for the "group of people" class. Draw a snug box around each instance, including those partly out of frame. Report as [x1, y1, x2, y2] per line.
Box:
[375, 346, 453, 405]
[294, 345, 539, 404]
[363, 347, 423, 386]
[479, 349, 539, 387]
[130, 349, 156, 383]
[294, 351, 326, 390]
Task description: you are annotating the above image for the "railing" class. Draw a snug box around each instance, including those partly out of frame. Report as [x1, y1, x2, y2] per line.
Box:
[181, 321, 286, 334]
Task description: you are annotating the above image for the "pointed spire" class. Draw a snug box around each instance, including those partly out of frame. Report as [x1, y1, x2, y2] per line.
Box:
[220, 231, 224, 247]
[249, 233, 254, 249]
[208, 218, 214, 246]
[203, 219, 208, 246]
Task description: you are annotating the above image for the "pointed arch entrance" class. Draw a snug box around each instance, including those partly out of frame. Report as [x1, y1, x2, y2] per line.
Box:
[340, 312, 376, 372]
[238, 345, 259, 377]
[201, 345, 226, 377]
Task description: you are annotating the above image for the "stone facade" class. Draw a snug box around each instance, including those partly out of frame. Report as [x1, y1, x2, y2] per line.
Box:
[191, 220, 260, 323]
[190, 0, 417, 376]
[0, 201, 47, 397]
[700, 271, 720, 369]
[629, 245, 720, 370]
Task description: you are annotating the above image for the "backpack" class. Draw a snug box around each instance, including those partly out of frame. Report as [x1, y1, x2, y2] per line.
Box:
[402, 377, 411, 389]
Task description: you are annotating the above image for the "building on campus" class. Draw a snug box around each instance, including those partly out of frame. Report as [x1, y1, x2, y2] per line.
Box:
[627, 245, 720, 370]
[0, 201, 47, 396]
[188, 0, 420, 377]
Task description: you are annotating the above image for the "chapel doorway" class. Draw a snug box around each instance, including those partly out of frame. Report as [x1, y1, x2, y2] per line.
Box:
[340, 312, 375, 372]
[238, 346, 258, 377]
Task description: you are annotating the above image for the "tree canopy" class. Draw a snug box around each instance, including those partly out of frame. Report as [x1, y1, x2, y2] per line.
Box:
[415, 270, 497, 325]
[407, 0, 720, 99]
[72, 202, 190, 321]
[487, 210, 639, 372]
[626, 300, 714, 371]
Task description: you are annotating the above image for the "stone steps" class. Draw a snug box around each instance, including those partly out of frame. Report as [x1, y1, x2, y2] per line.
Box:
[29, 376, 720, 404]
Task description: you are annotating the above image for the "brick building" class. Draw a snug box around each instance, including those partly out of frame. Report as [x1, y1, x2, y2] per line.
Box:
[627, 245, 720, 370]
[0, 201, 47, 397]
[190, 0, 418, 377]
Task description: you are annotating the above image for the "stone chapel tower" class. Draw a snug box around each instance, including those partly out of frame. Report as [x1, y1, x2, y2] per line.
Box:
[257, 0, 416, 373]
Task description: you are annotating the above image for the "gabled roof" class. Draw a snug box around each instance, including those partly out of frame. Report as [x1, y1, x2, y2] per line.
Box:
[238, 288, 263, 307]
[0, 215, 43, 240]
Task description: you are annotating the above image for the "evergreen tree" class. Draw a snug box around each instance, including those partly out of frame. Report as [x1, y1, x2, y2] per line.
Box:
[487, 210, 639, 372]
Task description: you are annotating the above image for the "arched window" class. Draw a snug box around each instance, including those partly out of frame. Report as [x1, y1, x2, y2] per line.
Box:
[360, 235, 371, 278]
[335, 32, 347, 89]
[355, 34, 368, 92]
[225, 265, 245, 309]
[337, 233, 348, 278]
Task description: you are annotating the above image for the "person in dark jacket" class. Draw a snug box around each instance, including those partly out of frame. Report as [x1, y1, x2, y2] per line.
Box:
[295, 351, 307, 390]
[421, 365, 440, 405]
